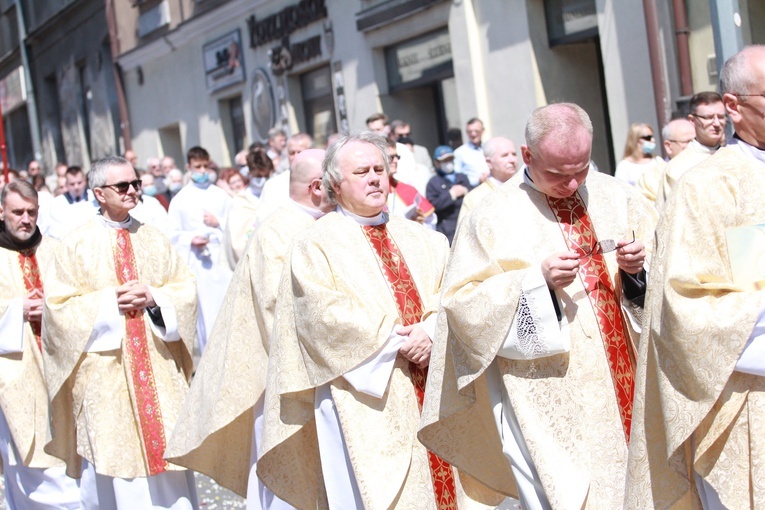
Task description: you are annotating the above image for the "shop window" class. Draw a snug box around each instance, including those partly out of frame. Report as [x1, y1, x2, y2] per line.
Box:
[301, 66, 336, 147]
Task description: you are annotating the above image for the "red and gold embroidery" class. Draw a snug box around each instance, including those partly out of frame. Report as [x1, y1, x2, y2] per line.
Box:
[547, 194, 635, 443]
[363, 224, 457, 510]
[112, 228, 168, 475]
[18, 252, 43, 350]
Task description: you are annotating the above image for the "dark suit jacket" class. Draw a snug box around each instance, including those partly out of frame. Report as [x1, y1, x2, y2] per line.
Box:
[425, 172, 472, 244]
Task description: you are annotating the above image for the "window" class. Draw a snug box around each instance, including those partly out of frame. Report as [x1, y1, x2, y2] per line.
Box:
[301, 66, 336, 147]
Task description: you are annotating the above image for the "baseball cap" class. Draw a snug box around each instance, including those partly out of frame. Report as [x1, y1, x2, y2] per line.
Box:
[433, 145, 454, 161]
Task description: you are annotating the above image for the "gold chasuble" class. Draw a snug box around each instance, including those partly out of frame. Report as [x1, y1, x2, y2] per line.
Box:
[42, 217, 197, 479]
[625, 146, 765, 509]
[419, 170, 656, 509]
[166, 204, 316, 496]
[0, 241, 64, 472]
[258, 213, 498, 510]
[362, 224, 457, 508]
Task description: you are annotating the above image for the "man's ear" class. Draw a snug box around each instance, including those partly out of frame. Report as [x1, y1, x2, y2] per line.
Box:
[93, 187, 106, 205]
[723, 93, 741, 123]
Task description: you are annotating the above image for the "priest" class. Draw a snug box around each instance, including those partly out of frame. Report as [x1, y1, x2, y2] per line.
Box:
[43, 156, 198, 509]
[166, 149, 333, 509]
[419, 103, 657, 509]
[0, 181, 79, 509]
[257, 132, 500, 509]
[625, 45, 765, 510]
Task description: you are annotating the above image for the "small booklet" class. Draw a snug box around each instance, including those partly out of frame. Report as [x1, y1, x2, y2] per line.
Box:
[726, 223, 765, 290]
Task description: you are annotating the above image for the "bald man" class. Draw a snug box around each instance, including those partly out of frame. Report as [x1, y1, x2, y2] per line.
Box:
[167, 149, 334, 508]
[637, 118, 695, 203]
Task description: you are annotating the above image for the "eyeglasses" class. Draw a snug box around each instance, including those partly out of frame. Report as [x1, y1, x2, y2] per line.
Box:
[667, 138, 694, 145]
[691, 113, 726, 122]
[101, 179, 142, 194]
[735, 93, 765, 99]
[639, 135, 654, 141]
[389, 154, 401, 161]
[580, 231, 635, 258]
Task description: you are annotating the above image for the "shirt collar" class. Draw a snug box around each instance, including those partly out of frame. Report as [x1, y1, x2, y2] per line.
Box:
[728, 134, 765, 165]
[99, 213, 133, 230]
[337, 206, 388, 226]
[290, 199, 326, 219]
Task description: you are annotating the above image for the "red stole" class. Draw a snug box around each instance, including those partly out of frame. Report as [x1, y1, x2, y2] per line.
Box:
[18, 251, 43, 349]
[546, 193, 635, 443]
[390, 178, 436, 217]
[112, 228, 168, 475]
[362, 223, 457, 510]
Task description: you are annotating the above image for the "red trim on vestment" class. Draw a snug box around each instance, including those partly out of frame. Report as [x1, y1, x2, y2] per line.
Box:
[18, 252, 43, 350]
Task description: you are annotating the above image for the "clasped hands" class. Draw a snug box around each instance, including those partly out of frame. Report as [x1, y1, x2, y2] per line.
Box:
[23, 288, 44, 322]
[116, 280, 156, 313]
[542, 235, 646, 290]
[397, 324, 432, 368]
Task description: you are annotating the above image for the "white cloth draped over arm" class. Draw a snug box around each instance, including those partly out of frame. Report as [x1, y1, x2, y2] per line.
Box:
[147, 286, 180, 342]
[735, 305, 765, 376]
[0, 298, 25, 355]
[497, 266, 570, 360]
[342, 314, 437, 398]
[84, 288, 123, 352]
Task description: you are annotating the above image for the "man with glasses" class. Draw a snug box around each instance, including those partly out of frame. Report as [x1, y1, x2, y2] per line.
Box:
[656, 91, 727, 209]
[420, 103, 657, 509]
[42, 156, 198, 509]
[636, 118, 695, 203]
[626, 45, 765, 509]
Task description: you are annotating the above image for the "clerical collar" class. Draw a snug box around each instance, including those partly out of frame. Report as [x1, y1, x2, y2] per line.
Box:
[728, 134, 765, 165]
[0, 224, 42, 253]
[689, 139, 719, 154]
[487, 175, 503, 187]
[337, 206, 388, 226]
[65, 191, 87, 204]
[290, 199, 325, 219]
[98, 214, 133, 230]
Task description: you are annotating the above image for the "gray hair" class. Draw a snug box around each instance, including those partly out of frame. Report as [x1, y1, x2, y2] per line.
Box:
[720, 45, 765, 96]
[483, 136, 512, 159]
[88, 156, 131, 190]
[1, 179, 37, 205]
[322, 131, 390, 204]
[525, 103, 593, 156]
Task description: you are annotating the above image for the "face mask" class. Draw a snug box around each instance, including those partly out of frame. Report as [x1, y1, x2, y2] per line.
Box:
[169, 182, 183, 193]
[440, 161, 455, 174]
[641, 141, 656, 155]
[207, 172, 218, 184]
[143, 185, 158, 197]
[249, 176, 267, 197]
[239, 166, 249, 177]
[191, 172, 209, 184]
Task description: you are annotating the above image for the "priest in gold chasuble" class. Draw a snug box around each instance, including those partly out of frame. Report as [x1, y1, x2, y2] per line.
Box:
[42, 156, 198, 510]
[419, 103, 657, 510]
[166, 149, 333, 508]
[625, 46, 765, 510]
[0, 181, 80, 509]
[258, 133, 502, 510]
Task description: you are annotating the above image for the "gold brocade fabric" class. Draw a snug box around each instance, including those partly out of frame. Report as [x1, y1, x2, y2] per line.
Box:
[42, 217, 197, 479]
[655, 142, 715, 210]
[625, 147, 765, 509]
[258, 213, 497, 509]
[456, 179, 498, 226]
[166, 204, 315, 497]
[0, 241, 63, 472]
[223, 190, 260, 269]
[419, 171, 657, 509]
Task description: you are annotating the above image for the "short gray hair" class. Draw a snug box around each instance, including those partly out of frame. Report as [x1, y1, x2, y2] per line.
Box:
[88, 156, 131, 190]
[483, 136, 512, 159]
[720, 45, 765, 96]
[1, 180, 37, 205]
[525, 103, 593, 156]
[322, 132, 389, 204]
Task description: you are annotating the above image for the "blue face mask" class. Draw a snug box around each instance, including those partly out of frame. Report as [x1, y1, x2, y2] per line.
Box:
[191, 172, 209, 184]
[143, 185, 158, 197]
[641, 141, 656, 155]
[169, 182, 183, 193]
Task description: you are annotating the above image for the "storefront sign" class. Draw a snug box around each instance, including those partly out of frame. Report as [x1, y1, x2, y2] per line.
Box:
[0, 67, 26, 113]
[203, 30, 246, 93]
[247, 0, 327, 48]
[544, 0, 597, 44]
[269, 35, 322, 76]
[386, 30, 452, 88]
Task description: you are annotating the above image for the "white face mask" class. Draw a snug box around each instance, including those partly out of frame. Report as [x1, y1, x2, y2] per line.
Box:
[249, 176, 267, 197]
[440, 161, 455, 174]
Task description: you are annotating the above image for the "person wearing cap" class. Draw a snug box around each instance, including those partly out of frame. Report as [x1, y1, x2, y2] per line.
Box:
[426, 145, 472, 244]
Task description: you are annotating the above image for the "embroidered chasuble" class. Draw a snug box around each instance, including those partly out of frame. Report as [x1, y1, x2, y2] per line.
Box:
[546, 193, 635, 442]
[0, 242, 66, 471]
[419, 170, 657, 509]
[625, 146, 765, 509]
[258, 213, 502, 510]
[113, 228, 168, 475]
[363, 224, 457, 509]
[19, 251, 43, 349]
[42, 217, 197, 479]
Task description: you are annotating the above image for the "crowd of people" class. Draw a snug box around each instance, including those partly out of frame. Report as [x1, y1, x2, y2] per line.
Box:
[0, 44, 763, 510]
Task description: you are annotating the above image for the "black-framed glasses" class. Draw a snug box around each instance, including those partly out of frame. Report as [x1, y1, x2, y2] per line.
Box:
[639, 135, 655, 141]
[580, 231, 636, 258]
[101, 179, 142, 194]
[691, 113, 726, 122]
[389, 154, 401, 161]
